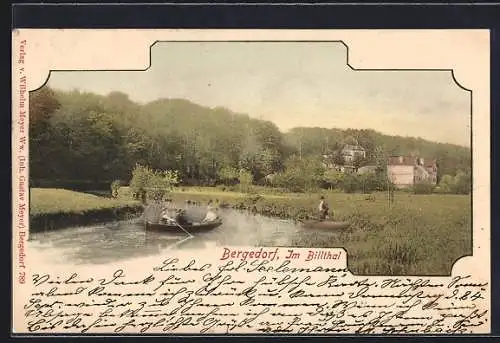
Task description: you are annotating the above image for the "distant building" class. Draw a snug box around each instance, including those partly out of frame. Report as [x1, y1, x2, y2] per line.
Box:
[387, 156, 438, 188]
[341, 144, 366, 163]
[321, 154, 357, 173]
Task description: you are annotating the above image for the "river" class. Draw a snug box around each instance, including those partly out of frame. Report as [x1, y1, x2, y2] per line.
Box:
[28, 204, 340, 265]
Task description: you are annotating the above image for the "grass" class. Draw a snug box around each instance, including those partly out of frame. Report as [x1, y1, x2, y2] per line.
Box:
[30, 188, 140, 216]
[31, 186, 471, 275]
[165, 186, 472, 276]
[174, 186, 299, 199]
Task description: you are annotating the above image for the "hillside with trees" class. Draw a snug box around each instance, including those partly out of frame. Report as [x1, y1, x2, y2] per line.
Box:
[29, 86, 471, 194]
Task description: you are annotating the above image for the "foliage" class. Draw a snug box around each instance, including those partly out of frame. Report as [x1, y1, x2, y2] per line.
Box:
[343, 135, 358, 146]
[359, 172, 379, 194]
[332, 151, 345, 166]
[238, 168, 254, 193]
[29, 86, 61, 132]
[217, 166, 239, 185]
[110, 180, 122, 198]
[29, 86, 471, 191]
[129, 164, 151, 200]
[437, 170, 472, 194]
[323, 169, 345, 189]
[329, 171, 389, 194]
[129, 164, 180, 202]
[284, 127, 470, 178]
[352, 154, 365, 169]
[273, 155, 326, 192]
[340, 173, 359, 193]
[413, 181, 436, 194]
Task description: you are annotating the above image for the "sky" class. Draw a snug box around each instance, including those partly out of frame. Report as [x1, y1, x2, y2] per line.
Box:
[47, 42, 471, 147]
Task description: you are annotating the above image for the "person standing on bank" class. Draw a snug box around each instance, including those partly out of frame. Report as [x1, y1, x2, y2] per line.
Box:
[318, 196, 329, 220]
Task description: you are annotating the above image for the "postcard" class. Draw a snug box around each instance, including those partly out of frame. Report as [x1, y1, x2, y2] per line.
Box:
[11, 29, 490, 334]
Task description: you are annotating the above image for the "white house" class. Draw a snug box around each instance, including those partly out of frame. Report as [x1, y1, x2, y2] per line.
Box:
[387, 156, 438, 188]
[341, 144, 366, 163]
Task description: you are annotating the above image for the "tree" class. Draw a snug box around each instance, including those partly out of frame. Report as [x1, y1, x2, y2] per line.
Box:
[454, 170, 472, 194]
[333, 151, 345, 166]
[323, 169, 344, 190]
[437, 170, 471, 194]
[356, 129, 377, 164]
[438, 170, 472, 194]
[257, 148, 282, 176]
[218, 166, 239, 185]
[341, 173, 358, 193]
[29, 86, 60, 130]
[129, 164, 153, 202]
[352, 154, 365, 170]
[343, 135, 358, 146]
[129, 164, 180, 202]
[274, 155, 326, 192]
[373, 146, 388, 174]
[359, 172, 378, 194]
[238, 168, 254, 193]
[238, 130, 262, 178]
[29, 86, 61, 180]
[110, 180, 122, 198]
[28, 86, 471, 193]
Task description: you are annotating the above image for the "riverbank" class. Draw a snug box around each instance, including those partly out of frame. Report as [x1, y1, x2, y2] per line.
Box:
[30, 188, 143, 232]
[29, 186, 472, 276]
[166, 186, 472, 276]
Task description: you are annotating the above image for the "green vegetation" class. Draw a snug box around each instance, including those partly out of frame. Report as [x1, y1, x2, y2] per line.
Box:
[30, 188, 140, 216]
[28, 86, 472, 274]
[129, 164, 180, 202]
[29, 86, 471, 193]
[167, 187, 471, 275]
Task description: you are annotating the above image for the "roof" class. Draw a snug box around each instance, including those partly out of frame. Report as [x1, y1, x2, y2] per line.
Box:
[388, 156, 418, 166]
[388, 156, 437, 167]
[342, 144, 365, 151]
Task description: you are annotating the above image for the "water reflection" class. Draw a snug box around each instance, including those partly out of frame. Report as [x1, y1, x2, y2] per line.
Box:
[29, 204, 341, 265]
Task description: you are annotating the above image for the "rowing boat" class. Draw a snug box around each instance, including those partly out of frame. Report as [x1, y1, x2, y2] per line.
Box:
[301, 219, 350, 231]
[145, 218, 223, 233]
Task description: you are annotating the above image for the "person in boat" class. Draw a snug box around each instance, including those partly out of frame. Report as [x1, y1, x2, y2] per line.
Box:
[318, 196, 329, 221]
[175, 209, 191, 225]
[160, 208, 176, 224]
[202, 200, 219, 223]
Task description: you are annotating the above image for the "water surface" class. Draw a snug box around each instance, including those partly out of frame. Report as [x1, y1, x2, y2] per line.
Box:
[29, 204, 340, 265]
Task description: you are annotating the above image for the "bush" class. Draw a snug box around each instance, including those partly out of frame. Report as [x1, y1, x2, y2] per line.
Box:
[437, 170, 471, 195]
[323, 169, 344, 190]
[340, 174, 358, 193]
[272, 155, 325, 193]
[359, 172, 378, 194]
[238, 168, 254, 193]
[413, 182, 435, 194]
[218, 166, 239, 185]
[129, 164, 180, 203]
[110, 180, 122, 198]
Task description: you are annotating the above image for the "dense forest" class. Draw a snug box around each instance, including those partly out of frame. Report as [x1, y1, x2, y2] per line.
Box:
[29, 86, 471, 192]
